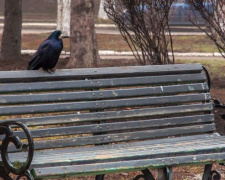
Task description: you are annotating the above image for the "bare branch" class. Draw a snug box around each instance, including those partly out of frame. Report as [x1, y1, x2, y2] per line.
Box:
[104, 0, 175, 65]
[186, 0, 225, 58]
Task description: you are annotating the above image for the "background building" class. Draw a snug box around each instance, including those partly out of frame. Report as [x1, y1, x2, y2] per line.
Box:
[0, 0, 208, 25]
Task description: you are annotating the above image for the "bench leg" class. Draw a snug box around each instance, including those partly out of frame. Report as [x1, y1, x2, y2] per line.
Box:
[0, 166, 34, 180]
[158, 167, 172, 180]
[96, 174, 105, 180]
[202, 164, 221, 180]
[0, 166, 12, 180]
[202, 164, 213, 180]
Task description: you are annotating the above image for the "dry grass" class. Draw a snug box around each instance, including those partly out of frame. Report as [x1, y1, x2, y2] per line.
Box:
[0, 33, 219, 53]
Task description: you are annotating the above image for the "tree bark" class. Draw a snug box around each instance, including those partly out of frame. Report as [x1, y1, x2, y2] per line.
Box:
[68, 0, 100, 68]
[1, 0, 22, 61]
[57, 0, 71, 36]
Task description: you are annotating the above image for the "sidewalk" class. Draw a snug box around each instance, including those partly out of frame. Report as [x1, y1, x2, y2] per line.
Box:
[0, 20, 207, 35]
[21, 50, 225, 59]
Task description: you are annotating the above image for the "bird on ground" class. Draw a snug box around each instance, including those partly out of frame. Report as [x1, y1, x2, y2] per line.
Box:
[27, 30, 69, 73]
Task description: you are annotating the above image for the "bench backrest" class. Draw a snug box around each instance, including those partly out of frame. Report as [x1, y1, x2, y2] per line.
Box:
[0, 64, 214, 151]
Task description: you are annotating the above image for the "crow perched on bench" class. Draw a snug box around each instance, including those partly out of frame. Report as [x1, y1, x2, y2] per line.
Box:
[27, 30, 69, 73]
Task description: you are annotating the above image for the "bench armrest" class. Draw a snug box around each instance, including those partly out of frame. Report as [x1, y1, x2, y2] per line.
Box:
[0, 121, 34, 178]
[204, 64, 225, 122]
[202, 65, 211, 91]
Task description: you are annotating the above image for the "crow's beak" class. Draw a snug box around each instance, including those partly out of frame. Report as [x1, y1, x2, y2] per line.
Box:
[59, 34, 70, 39]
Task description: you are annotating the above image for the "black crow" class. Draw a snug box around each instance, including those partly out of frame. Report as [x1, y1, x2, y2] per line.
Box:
[27, 30, 69, 73]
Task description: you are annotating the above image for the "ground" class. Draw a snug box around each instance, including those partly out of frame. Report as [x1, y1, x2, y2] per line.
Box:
[1, 54, 225, 180]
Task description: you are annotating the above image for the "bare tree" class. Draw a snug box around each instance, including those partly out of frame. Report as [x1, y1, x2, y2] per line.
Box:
[67, 0, 100, 68]
[186, 0, 225, 57]
[104, 0, 175, 65]
[0, 0, 22, 61]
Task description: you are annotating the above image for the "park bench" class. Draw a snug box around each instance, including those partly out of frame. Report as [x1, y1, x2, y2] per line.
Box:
[0, 63, 224, 180]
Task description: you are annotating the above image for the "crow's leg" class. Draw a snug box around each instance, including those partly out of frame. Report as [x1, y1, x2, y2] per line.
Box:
[46, 69, 55, 74]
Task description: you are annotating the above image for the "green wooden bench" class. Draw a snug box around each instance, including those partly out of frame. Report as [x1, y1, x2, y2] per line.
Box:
[0, 64, 224, 180]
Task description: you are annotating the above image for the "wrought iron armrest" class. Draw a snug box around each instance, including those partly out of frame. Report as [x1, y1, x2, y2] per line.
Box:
[202, 65, 225, 126]
[202, 65, 211, 91]
[202, 66, 225, 108]
[212, 98, 225, 109]
[212, 98, 225, 123]
[0, 121, 34, 180]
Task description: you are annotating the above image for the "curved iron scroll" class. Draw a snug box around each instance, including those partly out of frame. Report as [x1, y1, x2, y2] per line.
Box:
[210, 170, 221, 180]
[202, 65, 211, 91]
[133, 169, 155, 180]
[16, 170, 34, 180]
[0, 121, 34, 178]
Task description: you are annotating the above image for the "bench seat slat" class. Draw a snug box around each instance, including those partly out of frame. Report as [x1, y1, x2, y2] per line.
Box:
[31, 151, 225, 179]
[10, 135, 225, 168]
[26, 124, 215, 150]
[0, 93, 211, 115]
[0, 73, 206, 93]
[0, 83, 208, 105]
[12, 134, 219, 160]
[3, 103, 213, 126]
[12, 114, 214, 139]
[11, 134, 220, 159]
[0, 64, 203, 83]
[28, 137, 225, 168]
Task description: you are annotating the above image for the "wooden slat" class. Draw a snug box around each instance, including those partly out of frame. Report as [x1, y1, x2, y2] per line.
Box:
[30, 145, 225, 169]
[11, 134, 220, 160]
[0, 93, 211, 115]
[29, 137, 225, 168]
[11, 134, 216, 156]
[0, 64, 203, 83]
[31, 151, 225, 179]
[2, 103, 213, 126]
[11, 134, 220, 159]
[11, 114, 214, 139]
[0, 83, 209, 105]
[0, 73, 206, 94]
[10, 135, 225, 168]
[29, 124, 215, 150]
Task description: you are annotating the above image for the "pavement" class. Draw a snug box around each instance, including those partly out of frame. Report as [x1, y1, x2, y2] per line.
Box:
[21, 50, 225, 60]
[0, 17, 207, 35]
[0, 19, 222, 59]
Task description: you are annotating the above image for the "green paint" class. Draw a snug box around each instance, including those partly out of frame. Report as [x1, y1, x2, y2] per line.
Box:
[188, 86, 195, 91]
[32, 159, 225, 179]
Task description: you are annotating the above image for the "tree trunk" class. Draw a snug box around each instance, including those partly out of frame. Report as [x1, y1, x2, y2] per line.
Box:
[1, 0, 22, 61]
[57, 0, 71, 36]
[68, 0, 100, 68]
